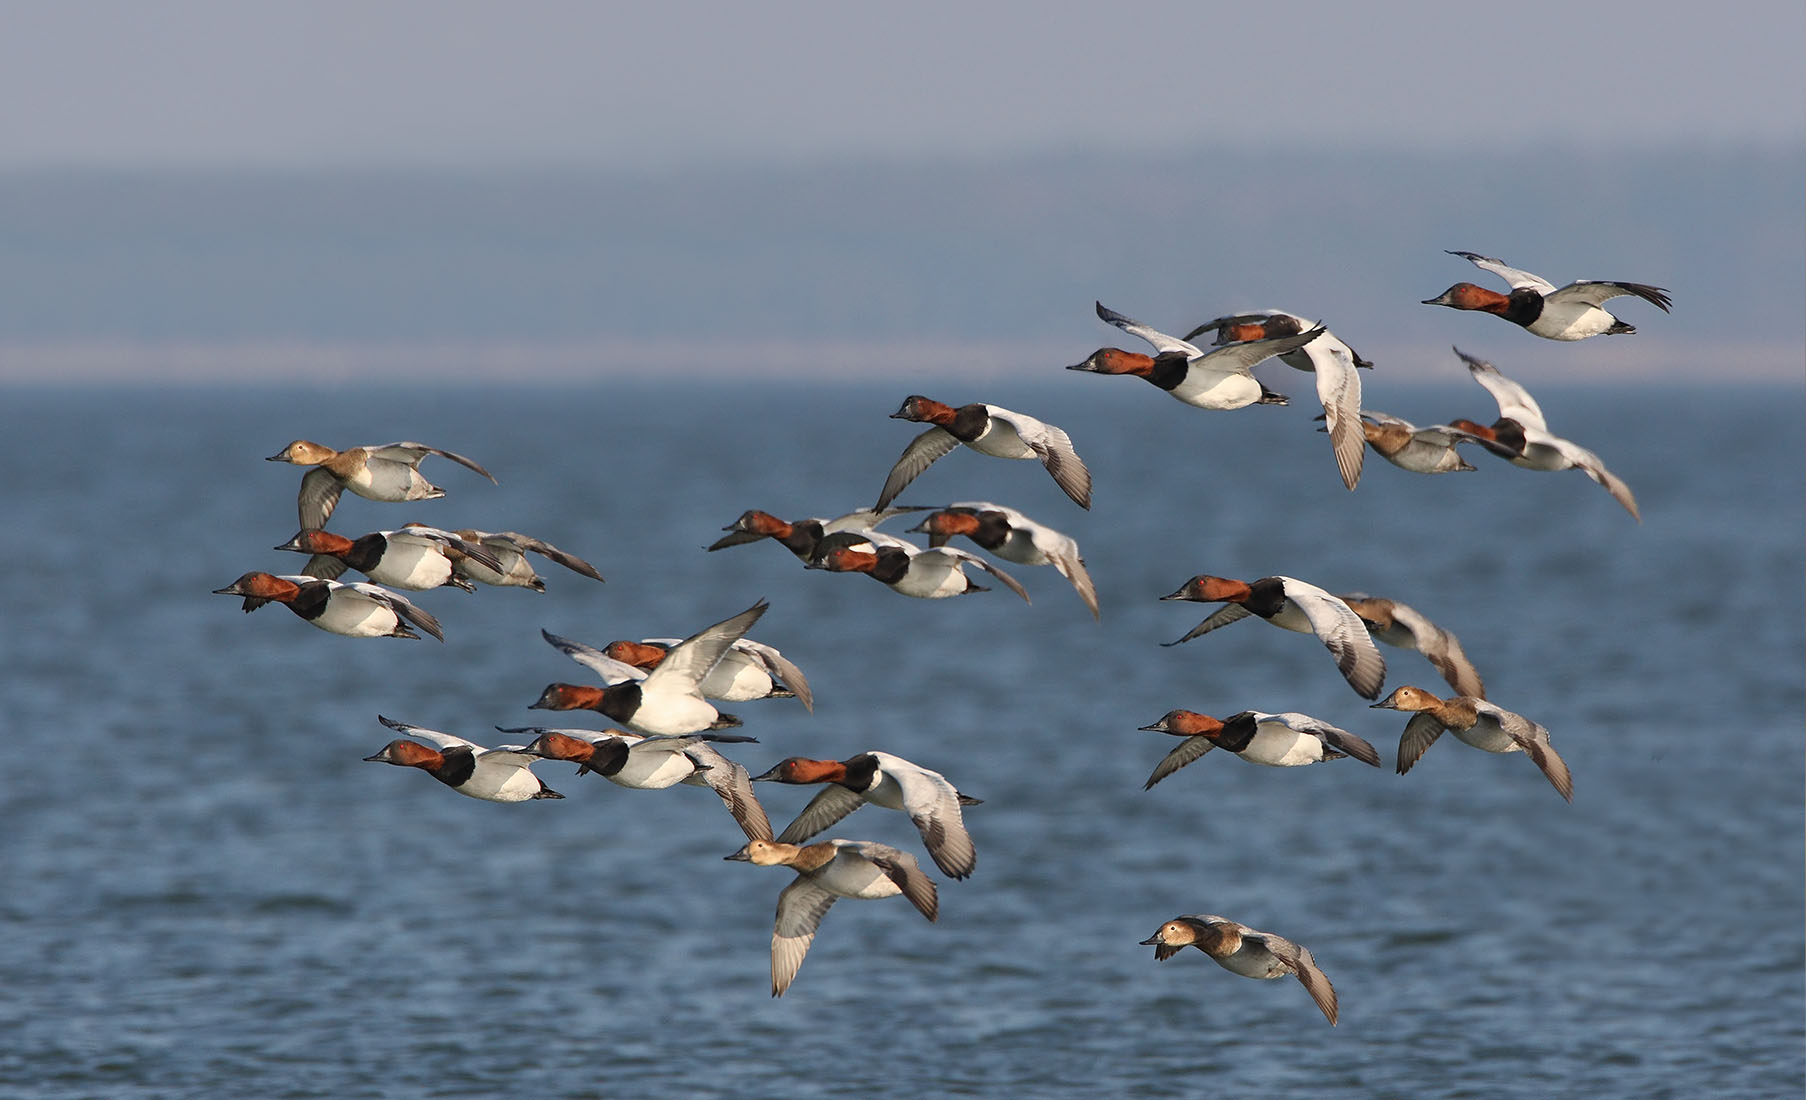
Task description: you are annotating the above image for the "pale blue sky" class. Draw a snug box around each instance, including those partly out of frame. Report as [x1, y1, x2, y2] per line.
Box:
[1, 0, 1800, 168]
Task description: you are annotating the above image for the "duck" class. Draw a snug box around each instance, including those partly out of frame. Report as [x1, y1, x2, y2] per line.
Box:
[212, 572, 442, 640]
[1372, 685, 1573, 801]
[752, 751, 981, 879]
[724, 838, 938, 997]
[708, 506, 925, 562]
[1069, 301, 1313, 411]
[1183, 309, 1366, 490]
[1161, 574, 1386, 699]
[530, 600, 768, 735]
[1343, 410, 1483, 475]
[266, 440, 496, 529]
[274, 525, 502, 591]
[511, 726, 771, 840]
[807, 533, 1031, 602]
[404, 525, 603, 590]
[601, 634, 813, 712]
[1137, 709, 1381, 788]
[875, 396, 1092, 511]
[1445, 347, 1640, 520]
[908, 502, 1099, 618]
[1423, 250, 1671, 340]
[363, 716, 562, 802]
[1339, 593, 1485, 699]
[1140, 914, 1338, 1025]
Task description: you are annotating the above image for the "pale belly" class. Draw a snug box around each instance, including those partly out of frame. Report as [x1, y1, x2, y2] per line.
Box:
[890, 558, 971, 598]
[366, 541, 455, 589]
[624, 694, 723, 736]
[699, 655, 776, 701]
[1238, 726, 1327, 767]
[1527, 302, 1616, 341]
[349, 461, 437, 502]
[1216, 944, 1288, 981]
[966, 421, 1037, 460]
[1167, 369, 1266, 411]
[310, 595, 400, 637]
[608, 750, 696, 789]
[457, 762, 544, 802]
[813, 857, 903, 900]
[1453, 718, 1521, 755]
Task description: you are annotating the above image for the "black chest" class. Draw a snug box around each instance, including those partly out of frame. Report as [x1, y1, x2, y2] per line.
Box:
[1245, 577, 1290, 619]
[1504, 289, 1544, 328]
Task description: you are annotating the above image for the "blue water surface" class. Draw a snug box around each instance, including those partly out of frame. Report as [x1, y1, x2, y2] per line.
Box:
[1, 374, 1801, 1098]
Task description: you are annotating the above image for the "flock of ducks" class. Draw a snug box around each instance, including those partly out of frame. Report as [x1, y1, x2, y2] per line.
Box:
[213, 249, 1667, 1018]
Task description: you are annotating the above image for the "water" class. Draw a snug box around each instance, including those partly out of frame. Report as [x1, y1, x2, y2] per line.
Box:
[1, 375, 1801, 1098]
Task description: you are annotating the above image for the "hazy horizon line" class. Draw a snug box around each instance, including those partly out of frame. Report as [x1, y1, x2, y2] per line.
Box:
[4, 337, 1799, 387]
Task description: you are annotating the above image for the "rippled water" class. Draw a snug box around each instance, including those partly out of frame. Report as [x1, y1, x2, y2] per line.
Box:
[2, 376, 1801, 1098]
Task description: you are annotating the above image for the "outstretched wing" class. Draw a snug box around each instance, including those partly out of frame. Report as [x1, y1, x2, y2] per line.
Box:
[1447, 250, 1558, 295]
[876, 427, 961, 511]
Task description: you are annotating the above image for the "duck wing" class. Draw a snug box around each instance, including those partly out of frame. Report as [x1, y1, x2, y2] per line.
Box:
[1254, 933, 1339, 1026]
[986, 407, 1093, 510]
[1395, 712, 1447, 775]
[643, 600, 770, 694]
[296, 467, 345, 529]
[1478, 702, 1573, 802]
[349, 582, 442, 642]
[368, 441, 498, 483]
[876, 427, 962, 511]
[1163, 603, 1252, 647]
[688, 744, 773, 840]
[1447, 250, 1558, 295]
[734, 639, 813, 713]
[883, 757, 978, 880]
[839, 841, 939, 921]
[1095, 301, 1205, 357]
[1279, 578, 1386, 699]
[1144, 736, 1215, 790]
[774, 785, 868, 845]
[770, 878, 838, 997]
[1455, 348, 1548, 431]
[493, 531, 602, 580]
[1542, 435, 1641, 521]
[927, 547, 1031, 604]
[540, 629, 647, 685]
[1249, 711, 1381, 767]
[1548, 279, 1672, 313]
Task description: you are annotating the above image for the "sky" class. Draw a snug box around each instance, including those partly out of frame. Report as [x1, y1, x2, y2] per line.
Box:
[1, 1, 1801, 169]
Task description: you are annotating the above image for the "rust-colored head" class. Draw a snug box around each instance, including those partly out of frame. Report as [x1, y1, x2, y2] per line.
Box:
[727, 510, 792, 537]
[911, 510, 982, 538]
[1066, 347, 1154, 376]
[1218, 322, 1271, 344]
[751, 757, 847, 784]
[1138, 709, 1225, 738]
[890, 395, 957, 424]
[1159, 575, 1252, 604]
[275, 529, 354, 555]
[521, 730, 599, 763]
[603, 640, 668, 668]
[211, 572, 302, 602]
[811, 545, 879, 574]
[363, 739, 442, 768]
[530, 683, 605, 711]
[1422, 283, 1510, 313]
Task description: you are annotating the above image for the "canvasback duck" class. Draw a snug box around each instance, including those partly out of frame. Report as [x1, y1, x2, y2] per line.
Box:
[511, 726, 772, 841]
[807, 534, 1031, 602]
[1138, 709, 1381, 789]
[1423, 250, 1671, 340]
[363, 716, 562, 803]
[212, 572, 442, 640]
[875, 396, 1092, 511]
[404, 525, 603, 590]
[752, 751, 982, 879]
[708, 506, 925, 562]
[1445, 348, 1640, 520]
[725, 837, 938, 997]
[1184, 309, 1366, 490]
[1339, 593, 1485, 699]
[1140, 914, 1338, 1026]
[267, 440, 496, 529]
[531, 600, 769, 734]
[909, 502, 1099, 619]
[1343, 410, 1483, 475]
[274, 525, 502, 592]
[1068, 302, 1316, 412]
[1162, 574, 1386, 700]
[1373, 685, 1573, 801]
[602, 634, 813, 712]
